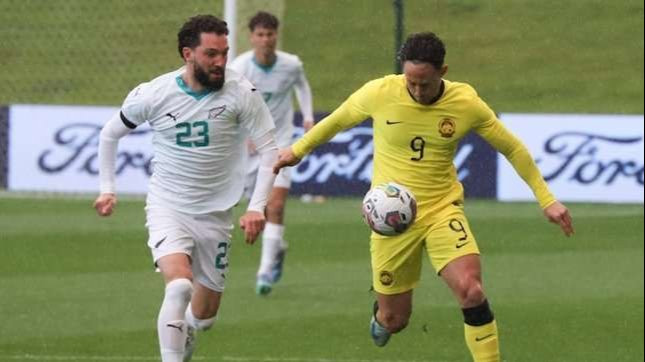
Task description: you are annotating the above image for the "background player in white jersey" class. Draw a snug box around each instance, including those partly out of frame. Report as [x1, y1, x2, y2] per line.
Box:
[93, 15, 277, 362]
[230, 11, 315, 296]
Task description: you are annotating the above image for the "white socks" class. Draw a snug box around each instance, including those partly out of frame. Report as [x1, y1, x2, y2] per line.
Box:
[185, 302, 216, 331]
[158, 278, 193, 362]
[258, 222, 286, 276]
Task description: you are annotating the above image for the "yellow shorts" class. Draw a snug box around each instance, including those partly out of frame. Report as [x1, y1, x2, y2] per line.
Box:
[370, 203, 480, 295]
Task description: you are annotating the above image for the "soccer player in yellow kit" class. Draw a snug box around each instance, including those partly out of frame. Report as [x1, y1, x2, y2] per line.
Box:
[273, 32, 574, 362]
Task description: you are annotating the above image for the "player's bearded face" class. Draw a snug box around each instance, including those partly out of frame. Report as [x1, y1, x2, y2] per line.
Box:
[190, 33, 228, 91]
[194, 61, 225, 91]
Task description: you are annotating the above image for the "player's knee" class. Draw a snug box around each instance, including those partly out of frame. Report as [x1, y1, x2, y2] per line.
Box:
[165, 266, 193, 283]
[380, 311, 410, 333]
[465, 282, 485, 306]
[457, 278, 485, 306]
[158, 254, 193, 282]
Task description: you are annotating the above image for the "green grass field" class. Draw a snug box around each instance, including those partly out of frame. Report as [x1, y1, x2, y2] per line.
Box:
[1, 196, 642, 361]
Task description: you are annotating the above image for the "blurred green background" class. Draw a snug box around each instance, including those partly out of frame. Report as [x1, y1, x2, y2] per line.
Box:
[0, 0, 643, 113]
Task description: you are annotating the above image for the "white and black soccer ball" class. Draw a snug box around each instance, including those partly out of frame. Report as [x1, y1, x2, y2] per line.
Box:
[361, 182, 417, 236]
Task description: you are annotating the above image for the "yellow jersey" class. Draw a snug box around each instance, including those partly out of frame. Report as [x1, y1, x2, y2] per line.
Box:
[292, 75, 555, 224]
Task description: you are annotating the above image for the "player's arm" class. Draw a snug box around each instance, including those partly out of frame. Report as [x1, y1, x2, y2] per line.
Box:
[474, 105, 574, 236]
[94, 83, 149, 217]
[243, 131, 278, 244]
[93, 111, 135, 216]
[274, 80, 379, 173]
[272, 103, 363, 173]
[293, 65, 315, 132]
[238, 86, 279, 244]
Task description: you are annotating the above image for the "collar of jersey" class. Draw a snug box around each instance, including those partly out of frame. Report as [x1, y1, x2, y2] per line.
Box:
[175, 75, 212, 100]
[252, 56, 277, 73]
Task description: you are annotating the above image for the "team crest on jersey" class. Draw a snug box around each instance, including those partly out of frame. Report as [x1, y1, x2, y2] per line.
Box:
[438, 118, 456, 138]
[379, 271, 394, 286]
[208, 106, 226, 119]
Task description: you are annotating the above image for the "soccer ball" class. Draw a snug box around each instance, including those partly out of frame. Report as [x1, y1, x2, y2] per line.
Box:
[362, 182, 417, 236]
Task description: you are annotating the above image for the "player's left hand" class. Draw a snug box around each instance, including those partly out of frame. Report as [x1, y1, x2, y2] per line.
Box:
[239, 210, 266, 244]
[544, 201, 574, 237]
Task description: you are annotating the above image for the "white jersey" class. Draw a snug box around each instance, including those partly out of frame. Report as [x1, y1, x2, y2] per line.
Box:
[120, 68, 275, 214]
[230, 50, 313, 147]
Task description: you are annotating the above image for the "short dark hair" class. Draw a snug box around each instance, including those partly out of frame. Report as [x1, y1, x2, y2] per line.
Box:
[248, 11, 279, 31]
[398, 32, 446, 69]
[177, 14, 229, 59]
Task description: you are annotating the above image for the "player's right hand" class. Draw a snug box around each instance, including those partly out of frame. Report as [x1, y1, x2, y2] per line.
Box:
[93, 193, 117, 217]
[272, 147, 301, 174]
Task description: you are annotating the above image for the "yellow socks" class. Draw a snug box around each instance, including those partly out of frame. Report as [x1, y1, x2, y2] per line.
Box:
[464, 319, 500, 362]
[462, 299, 500, 362]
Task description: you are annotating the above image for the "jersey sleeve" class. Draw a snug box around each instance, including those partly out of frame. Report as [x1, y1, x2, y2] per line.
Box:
[98, 111, 134, 193]
[293, 60, 314, 122]
[120, 82, 153, 128]
[291, 79, 380, 158]
[472, 97, 556, 209]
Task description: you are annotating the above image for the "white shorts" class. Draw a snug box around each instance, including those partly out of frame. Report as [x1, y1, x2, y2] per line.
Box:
[244, 152, 291, 199]
[145, 205, 233, 292]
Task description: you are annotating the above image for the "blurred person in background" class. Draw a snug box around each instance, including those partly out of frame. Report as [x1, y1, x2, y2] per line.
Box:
[273, 32, 574, 362]
[230, 11, 315, 296]
[94, 14, 277, 362]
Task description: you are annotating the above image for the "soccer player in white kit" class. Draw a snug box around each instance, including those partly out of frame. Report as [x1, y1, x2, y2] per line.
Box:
[93, 15, 278, 362]
[230, 11, 314, 296]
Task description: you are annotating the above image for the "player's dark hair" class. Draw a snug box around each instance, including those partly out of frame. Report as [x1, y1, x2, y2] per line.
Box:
[248, 11, 280, 31]
[177, 14, 229, 59]
[398, 32, 446, 69]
